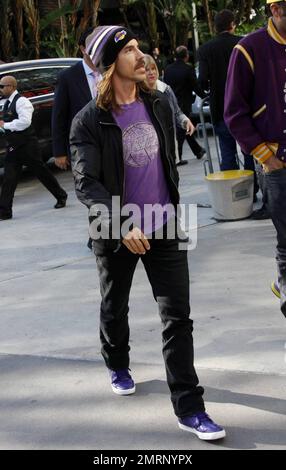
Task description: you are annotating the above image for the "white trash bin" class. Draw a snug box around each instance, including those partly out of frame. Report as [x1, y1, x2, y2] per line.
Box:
[205, 170, 254, 220]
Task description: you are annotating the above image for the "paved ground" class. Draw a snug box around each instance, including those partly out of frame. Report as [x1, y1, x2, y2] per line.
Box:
[0, 137, 285, 450]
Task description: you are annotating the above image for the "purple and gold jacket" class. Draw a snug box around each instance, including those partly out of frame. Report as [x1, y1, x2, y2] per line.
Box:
[224, 18, 286, 165]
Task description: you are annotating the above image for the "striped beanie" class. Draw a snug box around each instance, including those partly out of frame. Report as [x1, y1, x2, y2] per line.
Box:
[86, 25, 137, 72]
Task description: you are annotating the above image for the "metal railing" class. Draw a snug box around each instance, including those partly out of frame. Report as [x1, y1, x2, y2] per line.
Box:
[197, 96, 219, 175]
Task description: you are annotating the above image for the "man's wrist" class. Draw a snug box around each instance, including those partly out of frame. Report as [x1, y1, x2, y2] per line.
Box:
[251, 142, 273, 163]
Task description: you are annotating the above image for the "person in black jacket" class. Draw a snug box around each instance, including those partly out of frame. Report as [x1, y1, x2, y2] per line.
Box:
[70, 25, 225, 441]
[0, 75, 67, 220]
[198, 10, 264, 215]
[164, 46, 206, 165]
[52, 27, 102, 248]
[52, 27, 101, 171]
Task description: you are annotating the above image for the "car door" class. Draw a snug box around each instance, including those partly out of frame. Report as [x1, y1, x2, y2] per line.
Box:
[0, 62, 75, 166]
[8, 66, 67, 162]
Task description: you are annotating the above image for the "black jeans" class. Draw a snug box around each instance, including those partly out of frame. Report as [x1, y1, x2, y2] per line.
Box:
[176, 127, 203, 160]
[95, 235, 205, 417]
[265, 168, 286, 317]
[0, 139, 66, 216]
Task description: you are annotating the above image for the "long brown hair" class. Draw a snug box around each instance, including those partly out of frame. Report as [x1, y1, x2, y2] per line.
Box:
[96, 63, 150, 111]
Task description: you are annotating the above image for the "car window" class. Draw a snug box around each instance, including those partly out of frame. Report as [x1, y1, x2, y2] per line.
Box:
[0, 67, 68, 98]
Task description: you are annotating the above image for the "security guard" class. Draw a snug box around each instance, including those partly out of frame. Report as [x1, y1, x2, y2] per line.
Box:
[0, 75, 67, 220]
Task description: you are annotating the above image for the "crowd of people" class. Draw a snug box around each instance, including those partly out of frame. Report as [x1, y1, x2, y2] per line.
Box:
[0, 0, 285, 443]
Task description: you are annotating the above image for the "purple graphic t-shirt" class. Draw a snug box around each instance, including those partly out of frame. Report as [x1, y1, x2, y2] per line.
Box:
[112, 100, 174, 234]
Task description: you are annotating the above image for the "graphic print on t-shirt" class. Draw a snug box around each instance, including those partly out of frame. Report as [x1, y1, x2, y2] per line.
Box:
[122, 121, 159, 167]
[112, 100, 174, 233]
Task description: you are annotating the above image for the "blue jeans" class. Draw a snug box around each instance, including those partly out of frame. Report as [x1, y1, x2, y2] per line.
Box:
[214, 120, 239, 170]
[265, 168, 286, 318]
[214, 120, 259, 193]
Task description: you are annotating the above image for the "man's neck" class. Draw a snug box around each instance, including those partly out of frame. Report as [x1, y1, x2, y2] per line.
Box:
[7, 90, 17, 100]
[112, 77, 137, 105]
[272, 17, 286, 40]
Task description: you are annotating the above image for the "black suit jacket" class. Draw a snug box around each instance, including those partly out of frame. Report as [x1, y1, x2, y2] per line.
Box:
[198, 32, 242, 125]
[164, 59, 204, 116]
[52, 61, 92, 157]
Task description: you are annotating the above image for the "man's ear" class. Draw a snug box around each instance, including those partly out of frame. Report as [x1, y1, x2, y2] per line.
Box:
[230, 21, 236, 31]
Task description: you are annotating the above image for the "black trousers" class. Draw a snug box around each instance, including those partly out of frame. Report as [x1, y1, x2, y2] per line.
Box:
[95, 234, 205, 417]
[0, 139, 66, 216]
[176, 127, 203, 160]
[265, 168, 286, 317]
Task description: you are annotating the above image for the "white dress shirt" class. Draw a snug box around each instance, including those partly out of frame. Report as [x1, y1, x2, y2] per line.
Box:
[3, 90, 34, 132]
[0, 98, 6, 111]
[82, 60, 101, 99]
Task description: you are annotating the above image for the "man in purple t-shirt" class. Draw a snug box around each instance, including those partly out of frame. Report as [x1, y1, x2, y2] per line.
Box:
[112, 99, 175, 234]
[70, 25, 225, 441]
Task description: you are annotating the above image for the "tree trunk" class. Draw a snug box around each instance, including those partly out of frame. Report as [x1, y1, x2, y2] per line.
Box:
[146, 0, 159, 49]
[22, 0, 41, 58]
[202, 0, 214, 36]
[237, 0, 246, 23]
[12, 0, 24, 53]
[0, 0, 13, 61]
[244, 0, 254, 22]
[169, 16, 177, 54]
[176, 17, 190, 47]
[57, 0, 68, 56]
[92, 0, 101, 26]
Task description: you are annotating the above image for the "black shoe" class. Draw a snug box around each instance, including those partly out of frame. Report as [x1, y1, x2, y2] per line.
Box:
[54, 194, 67, 209]
[0, 211, 12, 220]
[251, 206, 270, 220]
[176, 160, 188, 166]
[196, 149, 206, 160]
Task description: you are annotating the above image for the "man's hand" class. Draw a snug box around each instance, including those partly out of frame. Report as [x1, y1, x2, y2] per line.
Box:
[185, 119, 195, 136]
[55, 156, 70, 170]
[122, 227, 151, 255]
[0, 120, 4, 128]
[262, 154, 285, 173]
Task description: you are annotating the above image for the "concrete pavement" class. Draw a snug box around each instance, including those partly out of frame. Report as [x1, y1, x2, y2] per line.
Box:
[0, 138, 285, 450]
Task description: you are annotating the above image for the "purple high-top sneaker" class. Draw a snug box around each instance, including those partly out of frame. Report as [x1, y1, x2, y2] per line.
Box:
[178, 412, 226, 440]
[109, 369, 136, 396]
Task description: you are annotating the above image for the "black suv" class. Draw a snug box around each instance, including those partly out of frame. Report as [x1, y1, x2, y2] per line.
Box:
[0, 58, 80, 168]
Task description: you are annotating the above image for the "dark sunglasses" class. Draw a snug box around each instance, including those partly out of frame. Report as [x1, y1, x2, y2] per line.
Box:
[0, 84, 12, 89]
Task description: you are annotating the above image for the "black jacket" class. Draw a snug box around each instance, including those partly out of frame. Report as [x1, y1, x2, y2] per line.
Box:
[70, 90, 180, 253]
[52, 61, 92, 157]
[198, 32, 242, 124]
[164, 59, 204, 116]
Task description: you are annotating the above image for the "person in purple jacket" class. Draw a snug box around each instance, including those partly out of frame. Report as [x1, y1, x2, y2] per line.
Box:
[70, 25, 225, 441]
[224, 0, 286, 318]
